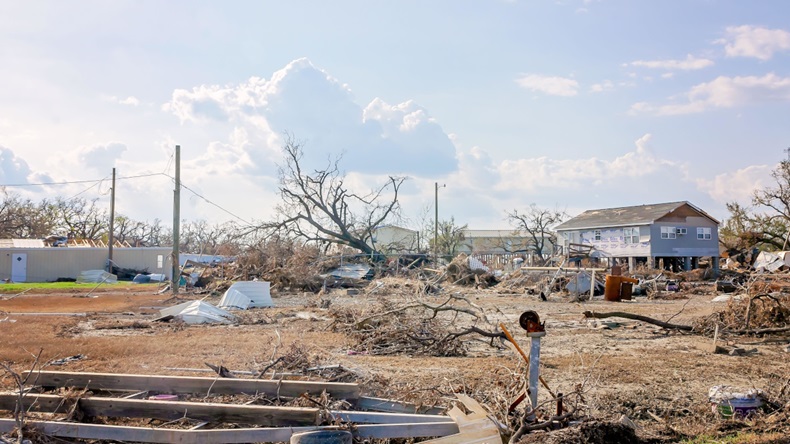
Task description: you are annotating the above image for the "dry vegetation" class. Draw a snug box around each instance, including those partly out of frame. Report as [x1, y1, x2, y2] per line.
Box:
[1, 257, 789, 443]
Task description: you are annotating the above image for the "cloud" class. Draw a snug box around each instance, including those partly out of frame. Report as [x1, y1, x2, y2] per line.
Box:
[102, 95, 141, 106]
[716, 25, 790, 60]
[492, 133, 684, 192]
[515, 74, 579, 97]
[73, 142, 128, 173]
[696, 164, 772, 204]
[629, 73, 790, 115]
[0, 146, 38, 184]
[590, 80, 614, 93]
[629, 54, 714, 71]
[164, 58, 458, 177]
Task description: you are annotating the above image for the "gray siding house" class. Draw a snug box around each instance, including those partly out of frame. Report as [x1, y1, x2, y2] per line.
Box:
[554, 201, 719, 272]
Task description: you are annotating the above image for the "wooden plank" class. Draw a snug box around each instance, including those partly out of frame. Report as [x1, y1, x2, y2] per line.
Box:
[0, 394, 319, 427]
[0, 394, 447, 427]
[357, 396, 445, 415]
[330, 410, 449, 424]
[0, 419, 458, 443]
[421, 394, 501, 444]
[22, 371, 359, 399]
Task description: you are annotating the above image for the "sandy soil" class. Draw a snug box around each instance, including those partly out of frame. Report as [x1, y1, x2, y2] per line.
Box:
[1, 281, 788, 442]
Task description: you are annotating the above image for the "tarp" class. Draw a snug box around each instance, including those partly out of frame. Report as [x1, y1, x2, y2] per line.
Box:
[76, 270, 118, 284]
[158, 300, 235, 324]
[218, 281, 273, 310]
[753, 251, 790, 272]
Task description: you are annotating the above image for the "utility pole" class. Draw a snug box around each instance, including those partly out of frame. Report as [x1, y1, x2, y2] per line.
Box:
[172, 145, 181, 295]
[108, 167, 116, 272]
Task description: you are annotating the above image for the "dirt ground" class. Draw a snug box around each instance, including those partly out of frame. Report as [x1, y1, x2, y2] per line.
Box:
[1, 280, 789, 443]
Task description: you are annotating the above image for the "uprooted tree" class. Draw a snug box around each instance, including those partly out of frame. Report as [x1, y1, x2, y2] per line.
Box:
[272, 137, 405, 261]
[506, 204, 567, 265]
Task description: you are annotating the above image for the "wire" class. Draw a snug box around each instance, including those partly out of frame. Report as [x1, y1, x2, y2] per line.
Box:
[66, 177, 107, 200]
[163, 151, 175, 175]
[177, 181, 255, 227]
[2, 170, 254, 227]
[0, 172, 168, 188]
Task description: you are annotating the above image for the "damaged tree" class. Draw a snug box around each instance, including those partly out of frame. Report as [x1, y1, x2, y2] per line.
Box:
[722, 159, 790, 253]
[507, 204, 567, 265]
[272, 137, 405, 262]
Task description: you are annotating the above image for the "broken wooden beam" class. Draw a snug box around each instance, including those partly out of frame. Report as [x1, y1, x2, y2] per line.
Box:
[0, 393, 451, 426]
[0, 393, 320, 427]
[22, 371, 360, 399]
[357, 396, 445, 415]
[0, 418, 459, 443]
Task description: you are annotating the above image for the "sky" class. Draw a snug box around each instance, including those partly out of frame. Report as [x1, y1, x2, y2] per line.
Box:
[1, 0, 789, 232]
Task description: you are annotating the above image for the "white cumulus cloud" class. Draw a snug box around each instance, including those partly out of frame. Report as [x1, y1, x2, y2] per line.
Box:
[629, 54, 714, 71]
[716, 25, 790, 60]
[629, 73, 790, 115]
[696, 164, 772, 204]
[493, 133, 684, 192]
[515, 74, 579, 97]
[164, 58, 458, 177]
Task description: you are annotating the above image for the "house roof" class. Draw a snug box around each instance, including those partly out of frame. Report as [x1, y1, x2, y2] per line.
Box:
[0, 239, 46, 248]
[554, 201, 719, 231]
[374, 225, 418, 234]
[462, 229, 519, 238]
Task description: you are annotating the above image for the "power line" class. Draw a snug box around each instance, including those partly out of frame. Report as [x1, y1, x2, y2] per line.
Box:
[0, 172, 168, 188]
[2, 170, 255, 226]
[177, 181, 255, 227]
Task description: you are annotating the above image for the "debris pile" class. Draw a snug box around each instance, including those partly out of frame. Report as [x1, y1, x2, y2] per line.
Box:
[330, 293, 500, 357]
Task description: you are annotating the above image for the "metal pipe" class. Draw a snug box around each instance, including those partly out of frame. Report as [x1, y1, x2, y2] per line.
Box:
[527, 331, 545, 421]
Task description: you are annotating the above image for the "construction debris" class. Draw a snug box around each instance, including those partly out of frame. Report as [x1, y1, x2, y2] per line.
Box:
[157, 300, 235, 325]
[1, 370, 472, 443]
[76, 270, 117, 284]
[218, 281, 273, 310]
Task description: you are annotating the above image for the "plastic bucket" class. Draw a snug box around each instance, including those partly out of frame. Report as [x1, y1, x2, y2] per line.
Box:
[712, 397, 762, 418]
[709, 386, 763, 418]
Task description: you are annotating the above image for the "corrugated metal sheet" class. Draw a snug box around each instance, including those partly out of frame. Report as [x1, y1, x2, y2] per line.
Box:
[76, 270, 118, 283]
[219, 281, 273, 309]
[159, 300, 235, 324]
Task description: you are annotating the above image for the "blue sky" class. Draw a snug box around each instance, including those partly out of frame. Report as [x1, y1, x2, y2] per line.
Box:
[1, 0, 788, 231]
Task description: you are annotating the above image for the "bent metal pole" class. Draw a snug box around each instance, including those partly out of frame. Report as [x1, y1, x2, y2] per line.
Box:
[527, 330, 546, 422]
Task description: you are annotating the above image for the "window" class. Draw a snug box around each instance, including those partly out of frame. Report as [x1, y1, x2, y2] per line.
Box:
[661, 226, 676, 239]
[157, 255, 163, 269]
[623, 227, 640, 244]
[594, 230, 601, 241]
[697, 227, 712, 240]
